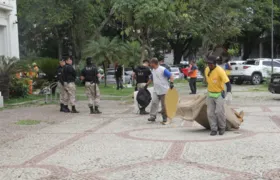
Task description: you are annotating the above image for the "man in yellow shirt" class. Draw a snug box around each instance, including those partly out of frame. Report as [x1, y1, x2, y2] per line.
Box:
[205, 55, 232, 136]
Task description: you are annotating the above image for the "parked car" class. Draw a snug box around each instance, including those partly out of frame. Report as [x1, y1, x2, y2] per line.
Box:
[125, 67, 133, 75]
[229, 58, 280, 85]
[170, 67, 184, 80]
[269, 73, 280, 94]
[102, 70, 132, 84]
[196, 71, 204, 82]
[229, 60, 246, 66]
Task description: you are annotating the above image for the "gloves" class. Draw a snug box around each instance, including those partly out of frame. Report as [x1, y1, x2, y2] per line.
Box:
[225, 92, 232, 105]
[170, 82, 174, 89]
[144, 84, 148, 89]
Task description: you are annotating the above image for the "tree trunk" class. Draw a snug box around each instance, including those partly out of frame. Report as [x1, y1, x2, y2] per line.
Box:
[58, 39, 63, 60]
[0, 75, 10, 100]
[242, 41, 254, 60]
[173, 44, 184, 65]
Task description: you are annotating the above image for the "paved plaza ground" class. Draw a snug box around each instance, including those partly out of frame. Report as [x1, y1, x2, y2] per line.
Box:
[1, 85, 280, 180]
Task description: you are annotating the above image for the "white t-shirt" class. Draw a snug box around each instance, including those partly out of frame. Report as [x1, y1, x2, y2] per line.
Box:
[152, 66, 170, 95]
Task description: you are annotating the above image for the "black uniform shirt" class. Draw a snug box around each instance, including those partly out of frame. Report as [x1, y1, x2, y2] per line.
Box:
[81, 65, 99, 83]
[56, 65, 63, 82]
[62, 64, 76, 82]
[134, 65, 151, 83]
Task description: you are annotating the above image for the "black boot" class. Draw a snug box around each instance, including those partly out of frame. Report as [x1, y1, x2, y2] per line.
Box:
[60, 103, 64, 112]
[95, 106, 102, 114]
[89, 106, 95, 114]
[71, 106, 79, 113]
[63, 105, 70, 113]
[140, 108, 149, 115]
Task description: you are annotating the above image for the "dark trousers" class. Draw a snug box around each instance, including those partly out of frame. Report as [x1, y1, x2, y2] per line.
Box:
[189, 78, 197, 94]
[116, 77, 123, 90]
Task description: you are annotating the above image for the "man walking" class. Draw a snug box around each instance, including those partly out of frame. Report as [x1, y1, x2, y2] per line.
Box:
[81, 57, 102, 114]
[55, 59, 66, 112]
[188, 60, 198, 94]
[133, 59, 151, 115]
[146, 58, 174, 123]
[115, 62, 123, 90]
[205, 55, 232, 136]
[62, 57, 79, 113]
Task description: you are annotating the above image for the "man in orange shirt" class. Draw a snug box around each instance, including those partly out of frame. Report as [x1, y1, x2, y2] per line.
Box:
[188, 60, 198, 94]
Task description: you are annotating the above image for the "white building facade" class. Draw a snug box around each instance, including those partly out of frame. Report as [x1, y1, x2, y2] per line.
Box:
[0, 0, 19, 58]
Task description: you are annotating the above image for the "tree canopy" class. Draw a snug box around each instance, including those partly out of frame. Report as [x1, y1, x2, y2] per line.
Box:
[17, 0, 280, 65]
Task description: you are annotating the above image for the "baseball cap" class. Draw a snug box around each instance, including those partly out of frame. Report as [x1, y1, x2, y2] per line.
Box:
[206, 55, 218, 64]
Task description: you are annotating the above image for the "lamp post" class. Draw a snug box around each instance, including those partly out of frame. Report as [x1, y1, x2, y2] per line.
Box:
[271, 0, 274, 73]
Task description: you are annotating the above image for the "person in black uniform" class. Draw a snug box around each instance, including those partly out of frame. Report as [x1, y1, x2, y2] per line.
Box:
[115, 62, 123, 90]
[55, 59, 66, 112]
[81, 57, 102, 114]
[133, 59, 151, 115]
[62, 57, 79, 113]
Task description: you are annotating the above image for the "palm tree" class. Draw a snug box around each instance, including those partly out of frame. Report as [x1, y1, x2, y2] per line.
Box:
[83, 36, 124, 87]
[0, 56, 27, 100]
[122, 41, 142, 67]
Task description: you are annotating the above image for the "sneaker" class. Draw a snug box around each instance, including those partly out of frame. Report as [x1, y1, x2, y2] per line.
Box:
[210, 131, 217, 136]
[148, 117, 156, 122]
[219, 129, 225, 135]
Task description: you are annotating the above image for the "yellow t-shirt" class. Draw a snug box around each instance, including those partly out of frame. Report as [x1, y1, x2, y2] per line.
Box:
[205, 66, 229, 93]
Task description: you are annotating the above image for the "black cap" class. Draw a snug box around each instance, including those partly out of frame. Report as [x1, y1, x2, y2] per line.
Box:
[86, 57, 92, 65]
[206, 55, 218, 64]
[59, 58, 64, 62]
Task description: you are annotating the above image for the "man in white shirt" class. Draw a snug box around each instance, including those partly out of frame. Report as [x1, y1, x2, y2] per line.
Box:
[145, 58, 174, 123]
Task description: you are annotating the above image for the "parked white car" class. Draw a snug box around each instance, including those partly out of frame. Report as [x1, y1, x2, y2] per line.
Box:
[170, 67, 184, 80]
[229, 58, 280, 85]
[102, 70, 132, 84]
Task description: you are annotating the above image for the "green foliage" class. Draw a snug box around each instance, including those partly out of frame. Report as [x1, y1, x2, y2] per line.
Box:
[122, 41, 142, 66]
[0, 56, 27, 76]
[197, 58, 206, 76]
[9, 78, 29, 98]
[83, 36, 123, 65]
[35, 58, 59, 82]
[33, 79, 49, 90]
[0, 56, 28, 99]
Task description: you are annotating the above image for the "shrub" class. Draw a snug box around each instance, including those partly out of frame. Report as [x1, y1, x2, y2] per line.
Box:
[33, 79, 49, 90]
[9, 78, 29, 98]
[35, 58, 59, 82]
[0, 56, 28, 99]
[197, 58, 206, 76]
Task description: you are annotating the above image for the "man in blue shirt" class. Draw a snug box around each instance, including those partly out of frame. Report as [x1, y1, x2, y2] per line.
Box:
[145, 58, 174, 123]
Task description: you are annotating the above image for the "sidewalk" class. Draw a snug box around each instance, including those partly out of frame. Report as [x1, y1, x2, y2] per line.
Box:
[0, 90, 280, 179]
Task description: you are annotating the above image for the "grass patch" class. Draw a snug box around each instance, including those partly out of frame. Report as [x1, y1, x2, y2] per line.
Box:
[16, 119, 41, 125]
[5, 95, 44, 105]
[76, 84, 134, 97]
[247, 84, 268, 92]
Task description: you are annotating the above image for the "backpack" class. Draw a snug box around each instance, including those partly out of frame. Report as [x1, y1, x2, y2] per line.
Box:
[137, 88, 152, 108]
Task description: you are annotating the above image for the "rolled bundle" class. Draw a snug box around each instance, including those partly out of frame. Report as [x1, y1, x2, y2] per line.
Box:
[177, 94, 244, 130]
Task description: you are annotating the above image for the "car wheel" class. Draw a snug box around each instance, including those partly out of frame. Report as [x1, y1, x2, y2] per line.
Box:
[251, 73, 262, 85]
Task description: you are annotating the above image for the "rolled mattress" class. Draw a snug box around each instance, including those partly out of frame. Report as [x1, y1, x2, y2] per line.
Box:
[176, 94, 243, 130]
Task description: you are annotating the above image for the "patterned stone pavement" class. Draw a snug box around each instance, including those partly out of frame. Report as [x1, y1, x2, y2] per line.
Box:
[1, 90, 280, 179]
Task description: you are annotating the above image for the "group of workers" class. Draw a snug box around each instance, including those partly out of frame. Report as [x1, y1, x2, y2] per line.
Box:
[55, 55, 231, 136]
[133, 56, 231, 136]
